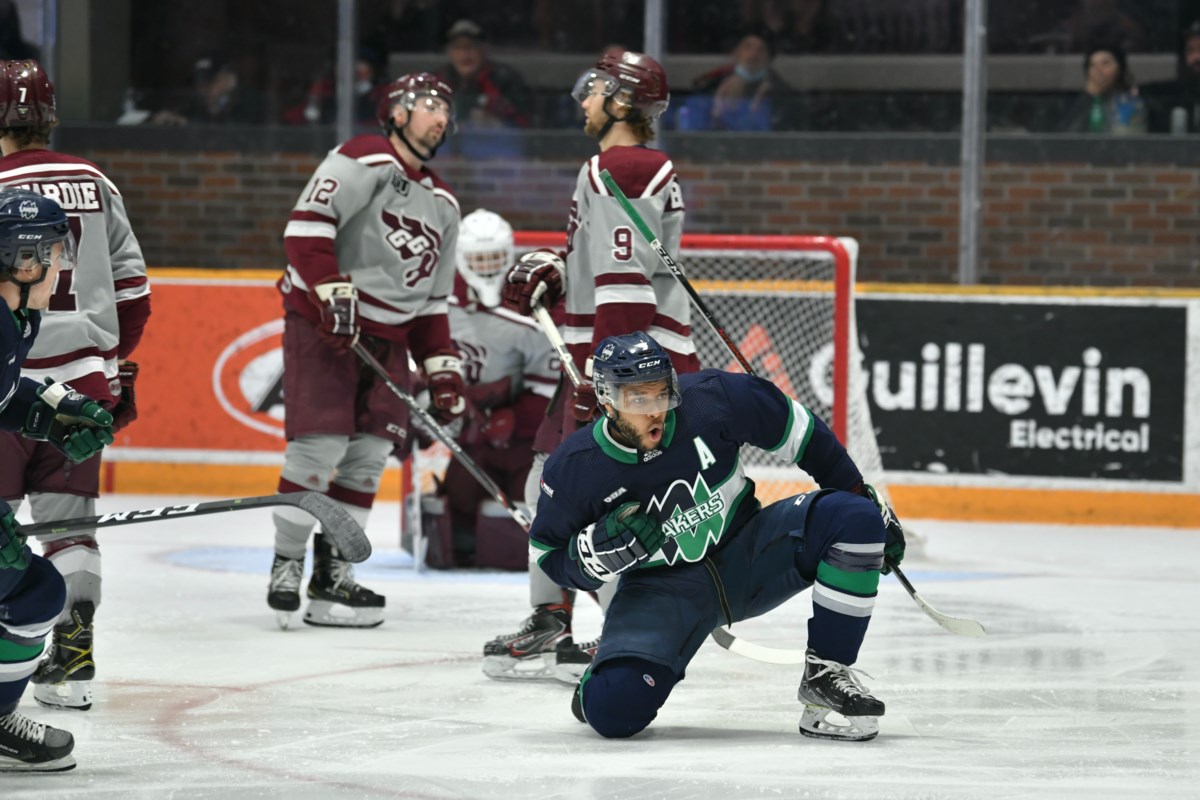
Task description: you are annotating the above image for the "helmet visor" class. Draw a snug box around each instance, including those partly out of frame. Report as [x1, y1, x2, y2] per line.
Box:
[6, 231, 76, 286]
[410, 93, 457, 135]
[604, 376, 681, 415]
[571, 69, 621, 105]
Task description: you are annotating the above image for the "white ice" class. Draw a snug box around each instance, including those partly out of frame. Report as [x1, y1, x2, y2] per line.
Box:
[5, 495, 1198, 799]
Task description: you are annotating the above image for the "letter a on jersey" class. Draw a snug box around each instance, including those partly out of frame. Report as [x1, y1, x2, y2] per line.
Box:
[694, 436, 717, 470]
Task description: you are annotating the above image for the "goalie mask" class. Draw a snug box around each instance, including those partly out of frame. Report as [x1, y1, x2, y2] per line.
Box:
[593, 331, 681, 415]
[570, 50, 670, 122]
[456, 209, 513, 308]
[0, 188, 75, 309]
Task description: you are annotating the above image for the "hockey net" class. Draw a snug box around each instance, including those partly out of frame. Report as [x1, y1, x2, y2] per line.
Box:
[407, 234, 886, 513]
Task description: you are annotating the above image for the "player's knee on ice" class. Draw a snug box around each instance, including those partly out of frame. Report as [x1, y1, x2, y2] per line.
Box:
[579, 657, 677, 738]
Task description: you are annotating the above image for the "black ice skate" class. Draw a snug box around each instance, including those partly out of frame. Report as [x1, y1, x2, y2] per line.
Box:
[31, 601, 95, 711]
[267, 554, 304, 630]
[482, 602, 574, 681]
[555, 636, 600, 685]
[0, 711, 76, 772]
[303, 533, 385, 628]
[797, 649, 884, 742]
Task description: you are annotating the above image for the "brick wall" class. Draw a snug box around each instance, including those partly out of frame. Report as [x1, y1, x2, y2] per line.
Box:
[75, 144, 1200, 287]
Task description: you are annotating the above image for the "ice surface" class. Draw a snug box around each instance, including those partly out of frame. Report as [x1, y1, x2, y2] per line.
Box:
[6, 496, 1198, 799]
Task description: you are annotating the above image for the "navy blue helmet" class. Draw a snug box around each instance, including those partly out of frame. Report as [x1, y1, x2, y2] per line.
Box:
[592, 331, 682, 414]
[0, 188, 72, 287]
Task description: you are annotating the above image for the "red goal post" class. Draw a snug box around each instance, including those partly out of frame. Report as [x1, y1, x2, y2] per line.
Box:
[513, 232, 886, 504]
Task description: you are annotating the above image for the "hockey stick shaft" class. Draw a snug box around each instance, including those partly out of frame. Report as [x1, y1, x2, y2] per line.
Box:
[598, 169, 753, 375]
[353, 342, 533, 531]
[600, 168, 985, 646]
[532, 302, 585, 389]
[21, 492, 373, 563]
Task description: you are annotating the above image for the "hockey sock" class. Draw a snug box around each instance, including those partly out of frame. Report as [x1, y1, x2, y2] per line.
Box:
[808, 546, 880, 666]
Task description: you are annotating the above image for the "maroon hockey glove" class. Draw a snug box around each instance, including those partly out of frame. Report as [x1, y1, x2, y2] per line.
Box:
[111, 359, 139, 432]
[423, 351, 466, 422]
[481, 406, 516, 448]
[570, 381, 599, 423]
[307, 274, 359, 350]
[501, 250, 565, 316]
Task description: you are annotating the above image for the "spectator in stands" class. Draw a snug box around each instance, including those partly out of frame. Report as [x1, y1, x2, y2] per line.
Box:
[1056, 0, 1145, 54]
[680, 30, 796, 131]
[1139, 20, 1200, 134]
[150, 54, 258, 125]
[745, 0, 829, 53]
[1063, 43, 1146, 134]
[281, 48, 387, 126]
[437, 19, 531, 129]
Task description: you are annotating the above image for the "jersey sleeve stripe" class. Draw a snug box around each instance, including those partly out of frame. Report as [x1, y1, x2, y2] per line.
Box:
[0, 162, 121, 196]
[432, 187, 460, 214]
[594, 272, 652, 286]
[769, 399, 815, 463]
[644, 326, 697, 357]
[641, 160, 675, 198]
[587, 156, 608, 196]
[284, 220, 337, 239]
[290, 209, 337, 224]
[595, 284, 657, 306]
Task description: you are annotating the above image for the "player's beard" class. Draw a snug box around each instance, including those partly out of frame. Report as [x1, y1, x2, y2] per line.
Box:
[583, 115, 604, 138]
[611, 413, 659, 452]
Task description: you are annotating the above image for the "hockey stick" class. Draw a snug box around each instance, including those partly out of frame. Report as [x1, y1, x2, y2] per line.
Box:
[532, 302, 585, 388]
[353, 342, 533, 532]
[21, 492, 373, 563]
[599, 168, 986, 647]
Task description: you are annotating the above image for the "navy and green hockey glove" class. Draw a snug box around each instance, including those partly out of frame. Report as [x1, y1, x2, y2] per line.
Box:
[863, 483, 905, 574]
[23, 379, 115, 464]
[573, 501, 666, 583]
[0, 500, 30, 572]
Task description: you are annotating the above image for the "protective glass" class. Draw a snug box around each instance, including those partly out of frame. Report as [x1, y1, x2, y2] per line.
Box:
[6, 233, 76, 286]
[606, 378, 681, 415]
[571, 69, 621, 106]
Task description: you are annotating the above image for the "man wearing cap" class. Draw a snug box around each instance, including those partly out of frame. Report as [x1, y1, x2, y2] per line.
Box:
[437, 19, 531, 129]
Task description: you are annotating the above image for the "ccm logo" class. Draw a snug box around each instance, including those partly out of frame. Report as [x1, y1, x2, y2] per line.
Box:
[638, 359, 662, 369]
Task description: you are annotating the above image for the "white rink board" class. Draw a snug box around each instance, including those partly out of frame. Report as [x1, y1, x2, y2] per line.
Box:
[6, 495, 1199, 800]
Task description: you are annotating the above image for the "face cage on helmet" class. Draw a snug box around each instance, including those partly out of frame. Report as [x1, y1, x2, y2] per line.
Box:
[596, 371, 682, 416]
[1, 230, 75, 286]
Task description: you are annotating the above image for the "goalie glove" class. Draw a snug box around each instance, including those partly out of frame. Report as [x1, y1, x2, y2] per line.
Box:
[23, 379, 115, 464]
[862, 483, 905, 575]
[572, 501, 666, 583]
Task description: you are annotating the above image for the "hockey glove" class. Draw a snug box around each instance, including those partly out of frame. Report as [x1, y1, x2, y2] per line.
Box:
[308, 274, 360, 350]
[501, 250, 565, 316]
[0, 500, 30, 572]
[423, 351, 466, 422]
[573, 501, 666, 583]
[111, 359, 139, 432]
[863, 483, 906, 574]
[570, 381, 600, 423]
[481, 406, 516, 449]
[23, 380, 115, 464]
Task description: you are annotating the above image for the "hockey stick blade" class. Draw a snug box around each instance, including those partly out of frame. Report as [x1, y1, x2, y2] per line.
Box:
[890, 561, 986, 637]
[21, 492, 372, 563]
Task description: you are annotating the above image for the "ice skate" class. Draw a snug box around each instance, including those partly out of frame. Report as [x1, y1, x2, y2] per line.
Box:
[0, 711, 76, 772]
[797, 649, 884, 742]
[303, 533, 385, 628]
[554, 636, 599, 685]
[31, 601, 95, 712]
[482, 602, 574, 681]
[267, 554, 304, 630]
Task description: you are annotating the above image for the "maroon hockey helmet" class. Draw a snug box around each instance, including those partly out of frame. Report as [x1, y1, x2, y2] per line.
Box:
[571, 50, 670, 121]
[0, 59, 56, 128]
[376, 72, 455, 132]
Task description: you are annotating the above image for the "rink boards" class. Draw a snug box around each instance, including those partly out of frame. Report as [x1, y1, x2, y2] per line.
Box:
[102, 269, 1200, 526]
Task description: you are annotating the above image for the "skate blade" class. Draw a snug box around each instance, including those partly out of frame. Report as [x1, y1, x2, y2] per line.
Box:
[481, 653, 561, 682]
[552, 659, 591, 686]
[275, 611, 294, 630]
[32, 681, 93, 712]
[303, 600, 384, 628]
[799, 704, 879, 742]
[0, 753, 77, 773]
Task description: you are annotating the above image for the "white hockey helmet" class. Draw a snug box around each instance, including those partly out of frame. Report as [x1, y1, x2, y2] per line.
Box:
[457, 209, 514, 308]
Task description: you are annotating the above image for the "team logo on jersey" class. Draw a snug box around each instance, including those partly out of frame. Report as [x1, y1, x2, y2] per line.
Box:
[382, 210, 443, 288]
[646, 473, 727, 563]
[213, 319, 286, 438]
[390, 172, 411, 196]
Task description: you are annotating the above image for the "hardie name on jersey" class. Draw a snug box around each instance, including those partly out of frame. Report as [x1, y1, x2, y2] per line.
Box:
[7, 180, 102, 212]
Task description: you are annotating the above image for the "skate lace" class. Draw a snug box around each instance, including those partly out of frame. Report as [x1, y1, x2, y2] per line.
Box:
[328, 559, 358, 589]
[0, 712, 45, 744]
[805, 653, 873, 696]
[270, 558, 303, 593]
[572, 637, 600, 655]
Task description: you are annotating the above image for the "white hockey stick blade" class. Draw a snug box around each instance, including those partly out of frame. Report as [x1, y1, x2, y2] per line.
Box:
[709, 627, 807, 665]
[909, 590, 987, 637]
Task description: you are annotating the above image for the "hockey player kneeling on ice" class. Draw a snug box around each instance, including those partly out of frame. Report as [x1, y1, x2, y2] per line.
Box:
[530, 332, 906, 741]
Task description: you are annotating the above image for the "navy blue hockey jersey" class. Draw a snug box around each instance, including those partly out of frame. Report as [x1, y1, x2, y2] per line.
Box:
[0, 309, 43, 431]
[530, 369, 865, 591]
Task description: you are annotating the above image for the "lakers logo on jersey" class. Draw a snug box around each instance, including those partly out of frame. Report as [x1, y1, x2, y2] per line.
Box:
[382, 210, 443, 287]
[646, 473, 727, 563]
